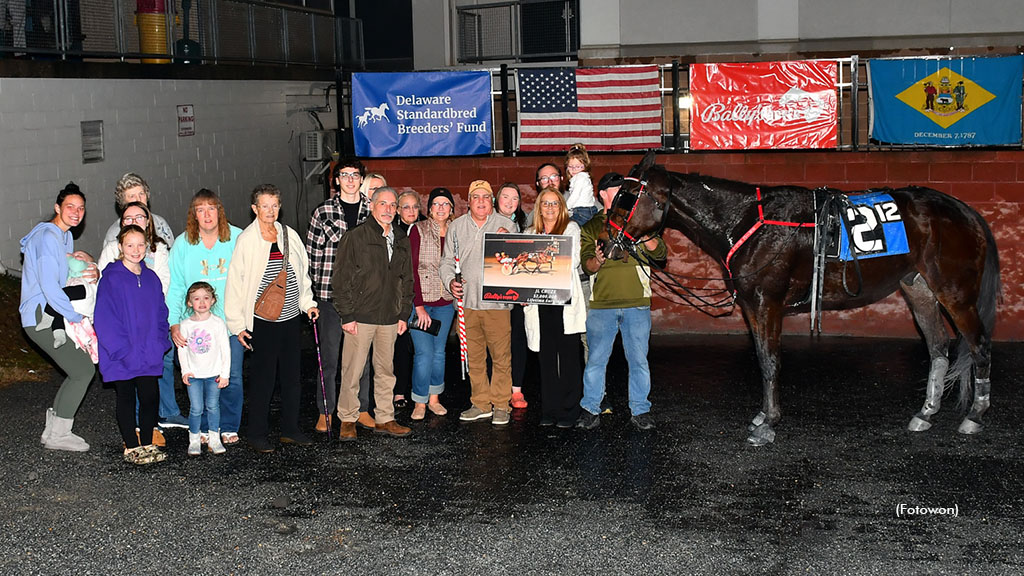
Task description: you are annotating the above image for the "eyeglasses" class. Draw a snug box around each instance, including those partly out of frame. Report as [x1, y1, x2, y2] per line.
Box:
[431, 202, 452, 209]
[469, 194, 492, 202]
[337, 171, 361, 180]
[400, 205, 420, 210]
[540, 201, 561, 208]
[539, 174, 561, 184]
[121, 214, 148, 224]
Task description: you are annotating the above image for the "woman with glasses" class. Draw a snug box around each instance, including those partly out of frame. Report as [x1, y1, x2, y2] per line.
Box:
[523, 188, 586, 428]
[225, 184, 319, 453]
[408, 188, 457, 420]
[392, 190, 426, 409]
[98, 201, 171, 292]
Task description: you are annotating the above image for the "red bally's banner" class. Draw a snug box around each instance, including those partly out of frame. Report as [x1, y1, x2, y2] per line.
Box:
[690, 60, 838, 150]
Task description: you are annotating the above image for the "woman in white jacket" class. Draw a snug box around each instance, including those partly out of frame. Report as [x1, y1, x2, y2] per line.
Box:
[224, 184, 318, 453]
[97, 202, 170, 293]
[523, 188, 586, 428]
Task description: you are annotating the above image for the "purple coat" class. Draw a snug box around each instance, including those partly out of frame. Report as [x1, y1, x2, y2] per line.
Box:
[95, 260, 170, 382]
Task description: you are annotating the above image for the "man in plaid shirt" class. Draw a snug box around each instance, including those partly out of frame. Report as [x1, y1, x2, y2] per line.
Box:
[306, 158, 375, 433]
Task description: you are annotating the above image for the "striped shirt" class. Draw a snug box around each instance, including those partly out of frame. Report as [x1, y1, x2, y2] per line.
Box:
[256, 243, 301, 321]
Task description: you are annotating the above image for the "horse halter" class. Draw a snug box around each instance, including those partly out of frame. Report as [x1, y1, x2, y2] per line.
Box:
[607, 175, 669, 252]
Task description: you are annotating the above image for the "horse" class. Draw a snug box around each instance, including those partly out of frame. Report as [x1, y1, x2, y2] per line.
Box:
[366, 103, 390, 123]
[603, 151, 1000, 446]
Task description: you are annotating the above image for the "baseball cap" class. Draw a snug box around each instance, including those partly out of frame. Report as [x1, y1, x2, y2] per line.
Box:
[597, 172, 624, 191]
[468, 180, 493, 196]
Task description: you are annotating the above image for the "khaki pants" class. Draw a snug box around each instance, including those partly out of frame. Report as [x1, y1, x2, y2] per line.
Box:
[338, 322, 398, 423]
[464, 308, 513, 411]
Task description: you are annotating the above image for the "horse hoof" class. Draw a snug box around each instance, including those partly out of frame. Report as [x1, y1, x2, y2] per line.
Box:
[958, 418, 983, 435]
[907, 416, 932, 432]
[746, 423, 776, 446]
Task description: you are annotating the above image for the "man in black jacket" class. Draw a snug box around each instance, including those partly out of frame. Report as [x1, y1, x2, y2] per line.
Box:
[331, 187, 414, 440]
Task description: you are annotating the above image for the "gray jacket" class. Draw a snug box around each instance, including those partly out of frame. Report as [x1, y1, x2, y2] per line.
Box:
[439, 212, 514, 310]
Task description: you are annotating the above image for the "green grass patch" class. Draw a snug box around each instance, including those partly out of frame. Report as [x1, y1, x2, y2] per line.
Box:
[0, 274, 53, 386]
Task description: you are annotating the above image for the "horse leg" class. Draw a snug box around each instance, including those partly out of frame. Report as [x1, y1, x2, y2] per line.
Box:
[942, 311, 992, 435]
[900, 273, 949, 432]
[741, 303, 783, 446]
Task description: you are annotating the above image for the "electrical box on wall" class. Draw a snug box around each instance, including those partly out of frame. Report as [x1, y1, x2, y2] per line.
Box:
[302, 131, 325, 161]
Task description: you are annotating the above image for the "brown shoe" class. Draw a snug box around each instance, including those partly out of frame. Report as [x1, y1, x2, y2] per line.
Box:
[374, 420, 412, 438]
[356, 411, 376, 430]
[151, 428, 166, 448]
[315, 414, 331, 433]
[339, 421, 357, 442]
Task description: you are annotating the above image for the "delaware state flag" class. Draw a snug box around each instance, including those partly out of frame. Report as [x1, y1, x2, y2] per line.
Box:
[868, 56, 1024, 146]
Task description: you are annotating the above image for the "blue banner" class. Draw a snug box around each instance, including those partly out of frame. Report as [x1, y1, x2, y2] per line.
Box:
[868, 56, 1024, 146]
[351, 71, 492, 157]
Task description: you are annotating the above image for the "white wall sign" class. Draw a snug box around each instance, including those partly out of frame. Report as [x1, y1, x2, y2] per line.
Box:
[177, 104, 195, 137]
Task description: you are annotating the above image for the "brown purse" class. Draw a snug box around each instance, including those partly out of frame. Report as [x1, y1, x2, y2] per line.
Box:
[253, 226, 290, 321]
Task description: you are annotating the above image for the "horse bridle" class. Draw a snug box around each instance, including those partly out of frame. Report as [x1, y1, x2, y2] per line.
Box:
[606, 174, 671, 254]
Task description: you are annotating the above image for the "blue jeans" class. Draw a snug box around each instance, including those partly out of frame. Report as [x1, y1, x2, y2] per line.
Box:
[186, 376, 221, 434]
[409, 303, 455, 404]
[157, 348, 182, 419]
[581, 306, 652, 416]
[570, 205, 600, 227]
[216, 335, 245, 434]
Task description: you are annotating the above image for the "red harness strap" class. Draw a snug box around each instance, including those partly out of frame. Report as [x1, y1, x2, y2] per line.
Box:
[724, 187, 815, 275]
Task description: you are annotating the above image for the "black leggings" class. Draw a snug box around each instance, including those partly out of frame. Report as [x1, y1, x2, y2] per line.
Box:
[248, 316, 303, 439]
[113, 376, 158, 448]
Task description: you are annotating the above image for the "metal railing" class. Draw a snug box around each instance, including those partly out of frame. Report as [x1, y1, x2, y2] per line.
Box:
[456, 0, 578, 64]
[0, 0, 361, 68]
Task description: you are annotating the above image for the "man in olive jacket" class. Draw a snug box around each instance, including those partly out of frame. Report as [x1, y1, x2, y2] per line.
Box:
[331, 187, 414, 440]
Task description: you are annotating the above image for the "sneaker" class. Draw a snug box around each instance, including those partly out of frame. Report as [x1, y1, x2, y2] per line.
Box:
[577, 411, 601, 430]
[459, 406, 493, 422]
[158, 414, 189, 429]
[539, 416, 556, 427]
[491, 409, 510, 426]
[630, 412, 656, 431]
[510, 391, 528, 409]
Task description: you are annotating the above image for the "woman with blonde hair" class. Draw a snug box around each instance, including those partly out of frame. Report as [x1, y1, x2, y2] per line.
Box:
[524, 188, 586, 428]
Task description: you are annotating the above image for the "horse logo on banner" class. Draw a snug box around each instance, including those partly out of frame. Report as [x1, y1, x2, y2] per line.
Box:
[357, 103, 391, 128]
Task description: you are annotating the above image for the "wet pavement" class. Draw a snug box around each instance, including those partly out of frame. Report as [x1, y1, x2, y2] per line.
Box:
[1, 333, 1023, 575]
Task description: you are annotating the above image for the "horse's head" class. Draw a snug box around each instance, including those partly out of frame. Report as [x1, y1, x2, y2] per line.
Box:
[602, 150, 671, 260]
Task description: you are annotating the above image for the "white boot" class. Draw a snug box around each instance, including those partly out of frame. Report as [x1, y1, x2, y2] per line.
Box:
[188, 433, 202, 456]
[207, 431, 226, 454]
[40, 408, 55, 444]
[44, 416, 89, 452]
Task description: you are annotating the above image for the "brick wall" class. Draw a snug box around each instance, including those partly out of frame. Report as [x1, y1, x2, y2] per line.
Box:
[0, 77, 334, 271]
[371, 151, 1023, 341]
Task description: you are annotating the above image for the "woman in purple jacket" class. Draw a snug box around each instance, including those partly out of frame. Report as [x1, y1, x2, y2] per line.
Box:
[94, 225, 171, 465]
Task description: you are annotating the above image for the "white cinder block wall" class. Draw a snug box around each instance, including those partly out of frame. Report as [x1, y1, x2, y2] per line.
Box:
[0, 77, 338, 273]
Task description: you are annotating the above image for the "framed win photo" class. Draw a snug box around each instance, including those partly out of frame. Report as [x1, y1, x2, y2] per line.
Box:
[481, 233, 575, 305]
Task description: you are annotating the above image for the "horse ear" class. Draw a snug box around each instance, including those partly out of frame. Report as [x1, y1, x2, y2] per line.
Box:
[640, 150, 657, 170]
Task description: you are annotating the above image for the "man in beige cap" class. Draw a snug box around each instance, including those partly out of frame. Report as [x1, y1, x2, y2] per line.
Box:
[439, 180, 516, 425]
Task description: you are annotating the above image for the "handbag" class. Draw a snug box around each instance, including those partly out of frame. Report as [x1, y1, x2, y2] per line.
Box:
[253, 225, 290, 321]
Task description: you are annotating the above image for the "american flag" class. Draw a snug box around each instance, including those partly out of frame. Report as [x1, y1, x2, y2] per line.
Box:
[516, 65, 662, 152]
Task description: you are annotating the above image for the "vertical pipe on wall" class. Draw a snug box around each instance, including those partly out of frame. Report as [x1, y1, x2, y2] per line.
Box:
[851, 55, 859, 151]
[672, 60, 681, 151]
[500, 64, 511, 156]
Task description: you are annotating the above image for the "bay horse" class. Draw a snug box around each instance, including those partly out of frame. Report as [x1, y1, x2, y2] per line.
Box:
[604, 151, 1000, 445]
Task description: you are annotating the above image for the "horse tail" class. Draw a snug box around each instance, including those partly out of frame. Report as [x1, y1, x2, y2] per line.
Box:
[946, 213, 1001, 410]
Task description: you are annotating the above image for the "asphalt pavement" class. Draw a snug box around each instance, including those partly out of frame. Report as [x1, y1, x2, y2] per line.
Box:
[1, 333, 1022, 575]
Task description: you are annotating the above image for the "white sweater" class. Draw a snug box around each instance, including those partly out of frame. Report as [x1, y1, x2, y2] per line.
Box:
[523, 220, 587, 351]
[224, 220, 316, 334]
[178, 315, 231, 381]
